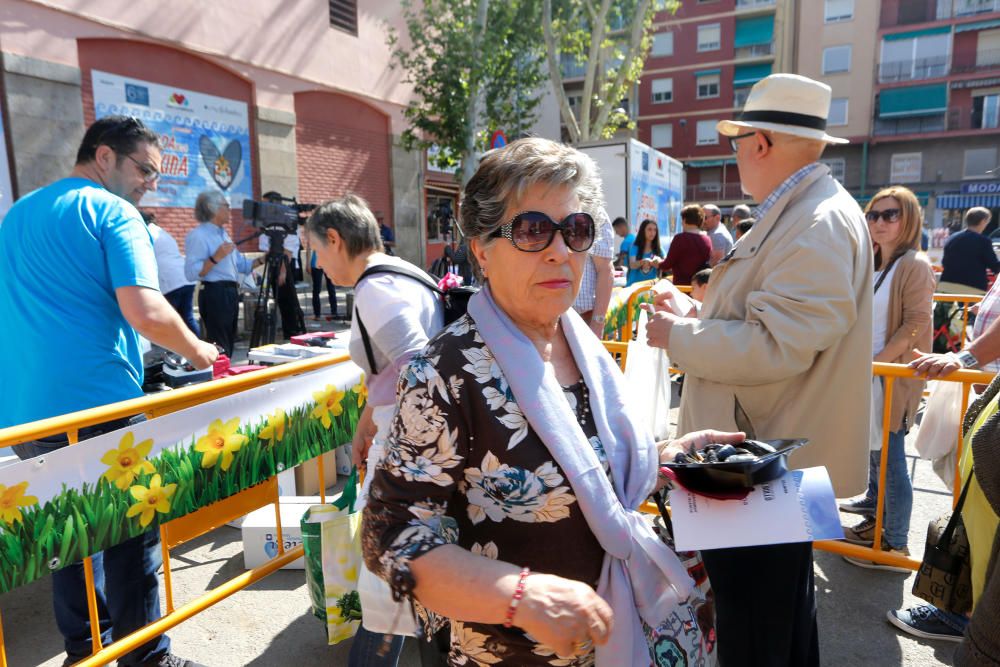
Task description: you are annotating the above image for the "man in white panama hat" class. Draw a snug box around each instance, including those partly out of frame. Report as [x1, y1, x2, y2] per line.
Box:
[645, 74, 873, 666]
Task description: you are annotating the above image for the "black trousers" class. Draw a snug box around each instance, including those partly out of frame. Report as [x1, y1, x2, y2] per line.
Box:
[311, 266, 338, 318]
[700, 541, 819, 667]
[275, 269, 305, 339]
[198, 280, 239, 357]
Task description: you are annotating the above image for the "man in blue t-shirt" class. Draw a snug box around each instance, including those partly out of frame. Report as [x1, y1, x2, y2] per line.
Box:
[612, 216, 634, 269]
[0, 116, 216, 667]
[939, 207, 998, 293]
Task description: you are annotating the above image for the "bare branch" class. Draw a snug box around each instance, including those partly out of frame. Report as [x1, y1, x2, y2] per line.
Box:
[591, 0, 653, 137]
[580, 0, 613, 139]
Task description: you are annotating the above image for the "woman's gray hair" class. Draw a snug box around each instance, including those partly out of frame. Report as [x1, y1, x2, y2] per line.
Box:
[194, 191, 229, 223]
[305, 193, 383, 258]
[459, 138, 604, 278]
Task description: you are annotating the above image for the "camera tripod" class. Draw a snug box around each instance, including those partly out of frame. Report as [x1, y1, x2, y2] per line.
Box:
[248, 228, 305, 349]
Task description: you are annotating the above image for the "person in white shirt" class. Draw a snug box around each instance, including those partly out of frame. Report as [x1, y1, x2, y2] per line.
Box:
[141, 211, 199, 335]
[703, 203, 733, 266]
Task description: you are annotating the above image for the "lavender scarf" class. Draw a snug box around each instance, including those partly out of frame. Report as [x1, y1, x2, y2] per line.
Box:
[468, 285, 695, 665]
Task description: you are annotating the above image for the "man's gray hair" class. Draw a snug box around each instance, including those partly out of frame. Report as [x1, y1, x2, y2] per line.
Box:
[703, 204, 721, 217]
[732, 204, 752, 221]
[459, 138, 604, 244]
[306, 193, 383, 258]
[194, 191, 229, 223]
[964, 207, 992, 228]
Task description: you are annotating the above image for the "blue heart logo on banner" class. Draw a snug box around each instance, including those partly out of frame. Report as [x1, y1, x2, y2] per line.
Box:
[199, 136, 242, 190]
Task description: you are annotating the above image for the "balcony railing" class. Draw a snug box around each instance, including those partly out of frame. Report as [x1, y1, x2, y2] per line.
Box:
[874, 114, 947, 136]
[947, 107, 1000, 130]
[734, 42, 775, 59]
[735, 0, 776, 8]
[560, 54, 587, 79]
[952, 48, 1000, 75]
[878, 55, 950, 83]
[686, 183, 749, 202]
[881, 0, 1000, 26]
[954, 0, 1000, 16]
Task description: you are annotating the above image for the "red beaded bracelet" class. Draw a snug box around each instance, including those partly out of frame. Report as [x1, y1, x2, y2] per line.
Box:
[503, 567, 531, 628]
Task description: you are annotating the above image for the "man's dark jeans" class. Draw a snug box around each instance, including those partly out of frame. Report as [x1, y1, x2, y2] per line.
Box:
[13, 415, 170, 665]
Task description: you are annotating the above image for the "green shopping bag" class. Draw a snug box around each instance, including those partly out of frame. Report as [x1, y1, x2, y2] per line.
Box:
[301, 466, 362, 644]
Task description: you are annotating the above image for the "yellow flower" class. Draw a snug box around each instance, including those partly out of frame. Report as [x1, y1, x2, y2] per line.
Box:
[100, 432, 156, 491]
[352, 376, 368, 409]
[195, 418, 248, 471]
[258, 409, 286, 445]
[311, 385, 346, 429]
[0, 481, 38, 526]
[126, 474, 177, 528]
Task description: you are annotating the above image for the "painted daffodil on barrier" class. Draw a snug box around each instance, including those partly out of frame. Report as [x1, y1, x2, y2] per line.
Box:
[258, 408, 287, 444]
[311, 385, 346, 429]
[195, 418, 249, 471]
[0, 481, 38, 526]
[352, 375, 367, 409]
[126, 474, 177, 528]
[100, 432, 156, 491]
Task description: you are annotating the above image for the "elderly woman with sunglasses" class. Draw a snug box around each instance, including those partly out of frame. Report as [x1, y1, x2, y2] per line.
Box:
[840, 186, 936, 567]
[362, 138, 732, 666]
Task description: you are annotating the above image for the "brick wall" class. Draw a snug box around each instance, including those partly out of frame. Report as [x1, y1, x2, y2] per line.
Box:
[294, 92, 392, 229]
[77, 38, 257, 252]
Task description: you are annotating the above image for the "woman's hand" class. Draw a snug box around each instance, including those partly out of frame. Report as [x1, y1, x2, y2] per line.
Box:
[351, 404, 378, 469]
[516, 574, 614, 658]
[659, 429, 747, 464]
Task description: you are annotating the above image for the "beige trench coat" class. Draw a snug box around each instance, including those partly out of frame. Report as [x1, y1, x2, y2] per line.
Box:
[671, 165, 874, 498]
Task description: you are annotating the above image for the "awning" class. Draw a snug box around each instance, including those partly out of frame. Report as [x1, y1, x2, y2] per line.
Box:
[734, 63, 773, 87]
[937, 193, 1000, 209]
[878, 83, 948, 118]
[955, 19, 1000, 33]
[686, 159, 737, 168]
[734, 15, 775, 48]
[883, 25, 952, 41]
[695, 68, 721, 78]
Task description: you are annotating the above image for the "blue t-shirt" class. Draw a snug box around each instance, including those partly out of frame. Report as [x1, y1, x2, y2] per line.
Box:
[0, 178, 158, 428]
[627, 246, 658, 285]
[619, 233, 636, 256]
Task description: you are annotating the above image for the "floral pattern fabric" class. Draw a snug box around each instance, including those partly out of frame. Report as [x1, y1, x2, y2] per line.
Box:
[363, 315, 610, 666]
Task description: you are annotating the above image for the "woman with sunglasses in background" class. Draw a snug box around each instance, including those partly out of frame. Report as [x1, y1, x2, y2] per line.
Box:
[840, 186, 935, 570]
[362, 138, 725, 665]
[627, 218, 664, 286]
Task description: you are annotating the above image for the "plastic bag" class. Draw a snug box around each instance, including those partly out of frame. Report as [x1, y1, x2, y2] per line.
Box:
[914, 381, 964, 461]
[301, 468, 363, 644]
[624, 312, 673, 441]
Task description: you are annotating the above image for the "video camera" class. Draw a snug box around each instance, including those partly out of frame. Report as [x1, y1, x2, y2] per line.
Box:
[242, 196, 317, 232]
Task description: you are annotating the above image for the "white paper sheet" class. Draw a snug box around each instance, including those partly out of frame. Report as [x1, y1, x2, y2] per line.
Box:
[668, 466, 844, 551]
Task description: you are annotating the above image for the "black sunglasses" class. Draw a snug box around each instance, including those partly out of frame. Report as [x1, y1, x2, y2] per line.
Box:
[865, 209, 902, 223]
[491, 211, 596, 253]
[729, 131, 773, 153]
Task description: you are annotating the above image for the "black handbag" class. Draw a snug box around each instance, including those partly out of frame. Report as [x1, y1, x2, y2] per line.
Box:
[912, 471, 974, 615]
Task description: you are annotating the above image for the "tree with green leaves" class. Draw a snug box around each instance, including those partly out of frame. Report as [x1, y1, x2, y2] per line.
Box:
[543, 0, 676, 143]
[388, 0, 547, 184]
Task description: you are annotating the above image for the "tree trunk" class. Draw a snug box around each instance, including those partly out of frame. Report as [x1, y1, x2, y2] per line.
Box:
[462, 0, 491, 186]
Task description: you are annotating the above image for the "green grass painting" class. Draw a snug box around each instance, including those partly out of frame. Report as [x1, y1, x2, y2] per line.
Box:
[0, 380, 365, 594]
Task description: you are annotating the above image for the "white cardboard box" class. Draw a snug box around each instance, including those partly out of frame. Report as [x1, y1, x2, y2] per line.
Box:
[241, 500, 324, 570]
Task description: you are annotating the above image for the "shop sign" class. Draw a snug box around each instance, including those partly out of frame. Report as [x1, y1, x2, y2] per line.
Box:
[962, 181, 1000, 194]
[91, 70, 253, 208]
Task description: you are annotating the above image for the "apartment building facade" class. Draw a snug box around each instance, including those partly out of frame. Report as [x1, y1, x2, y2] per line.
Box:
[634, 0, 795, 209]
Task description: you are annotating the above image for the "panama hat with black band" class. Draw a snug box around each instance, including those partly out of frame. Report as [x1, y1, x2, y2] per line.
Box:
[717, 73, 849, 145]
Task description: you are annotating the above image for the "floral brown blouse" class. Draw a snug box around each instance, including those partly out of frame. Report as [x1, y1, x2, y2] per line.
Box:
[362, 315, 610, 666]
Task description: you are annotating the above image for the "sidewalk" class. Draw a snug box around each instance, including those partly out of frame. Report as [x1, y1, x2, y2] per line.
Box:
[0, 376, 963, 666]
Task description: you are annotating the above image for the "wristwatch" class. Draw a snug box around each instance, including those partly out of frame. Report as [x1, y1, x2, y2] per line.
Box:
[592, 313, 607, 325]
[956, 350, 979, 369]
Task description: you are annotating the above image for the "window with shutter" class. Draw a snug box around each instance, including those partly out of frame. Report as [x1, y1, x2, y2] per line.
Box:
[329, 0, 358, 34]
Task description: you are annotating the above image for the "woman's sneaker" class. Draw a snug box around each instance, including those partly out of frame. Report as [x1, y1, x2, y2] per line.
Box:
[843, 541, 911, 573]
[843, 515, 877, 546]
[886, 605, 966, 643]
[839, 496, 877, 515]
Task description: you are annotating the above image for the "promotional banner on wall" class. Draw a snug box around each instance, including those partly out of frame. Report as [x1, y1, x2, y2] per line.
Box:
[0, 110, 14, 222]
[0, 360, 364, 594]
[628, 139, 684, 241]
[91, 70, 253, 208]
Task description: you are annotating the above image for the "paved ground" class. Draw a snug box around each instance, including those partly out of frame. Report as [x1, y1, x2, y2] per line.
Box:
[0, 295, 968, 665]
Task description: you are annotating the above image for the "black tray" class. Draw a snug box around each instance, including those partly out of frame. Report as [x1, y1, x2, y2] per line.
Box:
[663, 438, 809, 493]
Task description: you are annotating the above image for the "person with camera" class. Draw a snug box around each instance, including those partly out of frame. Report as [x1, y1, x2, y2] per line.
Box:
[0, 115, 217, 667]
[184, 190, 265, 357]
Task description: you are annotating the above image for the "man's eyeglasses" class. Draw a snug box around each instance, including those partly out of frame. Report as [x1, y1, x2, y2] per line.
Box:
[729, 131, 772, 153]
[122, 154, 161, 184]
[491, 211, 596, 253]
[865, 209, 901, 224]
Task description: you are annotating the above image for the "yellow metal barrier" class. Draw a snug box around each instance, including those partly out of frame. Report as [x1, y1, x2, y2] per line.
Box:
[0, 352, 350, 667]
[619, 282, 693, 343]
